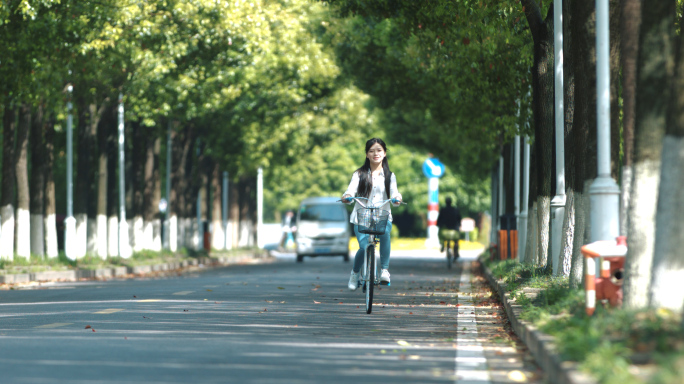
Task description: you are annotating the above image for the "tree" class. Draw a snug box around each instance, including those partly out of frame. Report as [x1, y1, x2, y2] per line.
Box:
[623, 0, 676, 309]
[649, 3, 684, 311]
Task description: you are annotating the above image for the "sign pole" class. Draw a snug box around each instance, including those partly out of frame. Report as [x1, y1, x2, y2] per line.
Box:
[422, 157, 445, 248]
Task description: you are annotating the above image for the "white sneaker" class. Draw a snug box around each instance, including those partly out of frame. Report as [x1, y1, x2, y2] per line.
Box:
[380, 269, 390, 285]
[348, 270, 361, 291]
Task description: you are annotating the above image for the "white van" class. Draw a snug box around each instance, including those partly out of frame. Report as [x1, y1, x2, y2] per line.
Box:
[295, 197, 351, 263]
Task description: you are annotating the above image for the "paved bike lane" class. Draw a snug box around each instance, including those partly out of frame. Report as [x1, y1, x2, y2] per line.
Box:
[0, 250, 543, 383]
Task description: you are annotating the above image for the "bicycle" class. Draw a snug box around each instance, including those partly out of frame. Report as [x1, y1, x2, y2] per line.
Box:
[340, 196, 406, 314]
[441, 229, 460, 270]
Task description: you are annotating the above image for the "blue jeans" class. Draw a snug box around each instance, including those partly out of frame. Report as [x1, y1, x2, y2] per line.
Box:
[353, 221, 392, 273]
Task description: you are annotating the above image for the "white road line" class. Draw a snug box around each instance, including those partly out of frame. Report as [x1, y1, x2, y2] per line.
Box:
[94, 309, 124, 314]
[455, 264, 492, 384]
[173, 291, 194, 295]
[34, 323, 72, 329]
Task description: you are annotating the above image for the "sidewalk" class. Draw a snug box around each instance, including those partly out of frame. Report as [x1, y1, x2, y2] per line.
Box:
[479, 259, 598, 384]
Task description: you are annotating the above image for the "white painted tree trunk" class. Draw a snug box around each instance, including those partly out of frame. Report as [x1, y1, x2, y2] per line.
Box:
[15, 208, 30, 258]
[620, 167, 633, 236]
[143, 219, 162, 251]
[536, 196, 551, 267]
[558, 190, 576, 277]
[624, 160, 660, 308]
[211, 218, 224, 250]
[44, 213, 58, 258]
[569, 189, 590, 288]
[96, 214, 107, 259]
[169, 214, 178, 252]
[523, 203, 537, 265]
[108, 215, 118, 257]
[142, 220, 153, 251]
[650, 136, 684, 311]
[132, 215, 144, 252]
[87, 218, 98, 255]
[74, 213, 88, 258]
[239, 219, 254, 248]
[30, 213, 44, 256]
[0, 205, 15, 260]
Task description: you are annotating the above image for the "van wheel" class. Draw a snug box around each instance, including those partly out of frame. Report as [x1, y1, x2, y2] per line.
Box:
[296, 254, 304, 263]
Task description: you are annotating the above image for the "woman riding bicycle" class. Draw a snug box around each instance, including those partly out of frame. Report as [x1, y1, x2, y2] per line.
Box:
[342, 138, 403, 291]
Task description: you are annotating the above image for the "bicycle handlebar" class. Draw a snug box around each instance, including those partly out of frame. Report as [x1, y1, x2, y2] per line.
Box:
[337, 196, 407, 208]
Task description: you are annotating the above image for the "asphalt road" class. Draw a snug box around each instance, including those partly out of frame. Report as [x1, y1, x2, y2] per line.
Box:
[0, 249, 542, 384]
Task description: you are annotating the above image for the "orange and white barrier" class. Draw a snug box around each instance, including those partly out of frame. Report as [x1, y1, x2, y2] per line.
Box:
[581, 236, 627, 316]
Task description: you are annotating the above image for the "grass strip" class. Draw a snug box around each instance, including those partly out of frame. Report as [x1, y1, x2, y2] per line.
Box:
[0, 247, 260, 275]
[482, 257, 684, 384]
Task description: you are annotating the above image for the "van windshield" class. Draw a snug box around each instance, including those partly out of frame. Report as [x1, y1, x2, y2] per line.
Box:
[299, 204, 347, 222]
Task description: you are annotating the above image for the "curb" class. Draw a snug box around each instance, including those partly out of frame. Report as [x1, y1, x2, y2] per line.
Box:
[0, 252, 273, 285]
[480, 262, 598, 384]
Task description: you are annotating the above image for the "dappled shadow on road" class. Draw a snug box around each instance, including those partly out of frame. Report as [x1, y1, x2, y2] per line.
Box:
[0, 253, 542, 383]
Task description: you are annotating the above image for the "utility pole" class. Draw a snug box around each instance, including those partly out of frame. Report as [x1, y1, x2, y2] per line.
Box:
[222, 171, 229, 250]
[257, 167, 264, 249]
[551, 0, 566, 275]
[65, 84, 76, 260]
[118, 93, 131, 258]
[589, 0, 620, 242]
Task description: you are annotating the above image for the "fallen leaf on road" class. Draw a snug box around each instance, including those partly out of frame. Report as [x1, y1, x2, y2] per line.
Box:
[409, 312, 413, 314]
[85, 325, 91, 329]
[277, 287, 285, 290]
[397, 340, 410, 346]
[206, 289, 213, 292]
[92, 329, 96, 332]
[313, 301, 321, 304]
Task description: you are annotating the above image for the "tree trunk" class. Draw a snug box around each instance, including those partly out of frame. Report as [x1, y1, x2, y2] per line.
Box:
[649, 6, 684, 311]
[558, 0, 576, 277]
[566, 0, 598, 288]
[96, 105, 114, 259]
[30, 104, 46, 257]
[522, 1, 554, 270]
[172, 125, 192, 250]
[610, 0, 622, 181]
[143, 134, 161, 251]
[74, 98, 106, 257]
[619, 0, 641, 236]
[44, 117, 58, 258]
[229, 177, 240, 249]
[167, 125, 179, 252]
[106, 106, 118, 257]
[14, 104, 31, 258]
[210, 161, 225, 250]
[131, 121, 146, 252]
[623, 0, 676, 309]
[238, 176, 256, 247]
[523, 146, 538, 265]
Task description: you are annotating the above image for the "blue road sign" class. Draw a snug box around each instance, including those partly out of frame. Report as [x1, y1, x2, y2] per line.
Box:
[422, 158, 445, 178]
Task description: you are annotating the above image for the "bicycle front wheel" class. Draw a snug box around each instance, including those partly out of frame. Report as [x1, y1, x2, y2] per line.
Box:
[447, 242, 452, 270]
[365, 244, 375, 314]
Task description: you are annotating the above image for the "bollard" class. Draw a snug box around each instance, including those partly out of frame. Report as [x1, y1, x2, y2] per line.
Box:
[581, 236, 627, 315]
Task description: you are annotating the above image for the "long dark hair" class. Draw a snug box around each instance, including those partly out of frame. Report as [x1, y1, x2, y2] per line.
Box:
[354, 138, 392, 199]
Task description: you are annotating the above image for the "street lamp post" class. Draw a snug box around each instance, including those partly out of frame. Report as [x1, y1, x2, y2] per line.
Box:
[118, 93, 131, 258]
[589, 0, 620, 243]
[551, 0, 567, 275]
[65, 85, 76, 260]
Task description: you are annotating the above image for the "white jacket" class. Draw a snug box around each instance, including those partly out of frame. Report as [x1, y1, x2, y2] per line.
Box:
[343, 170, 402, 225]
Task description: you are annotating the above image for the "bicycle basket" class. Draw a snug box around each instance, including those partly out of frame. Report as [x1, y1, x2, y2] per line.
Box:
[357, 208, 390, 235]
